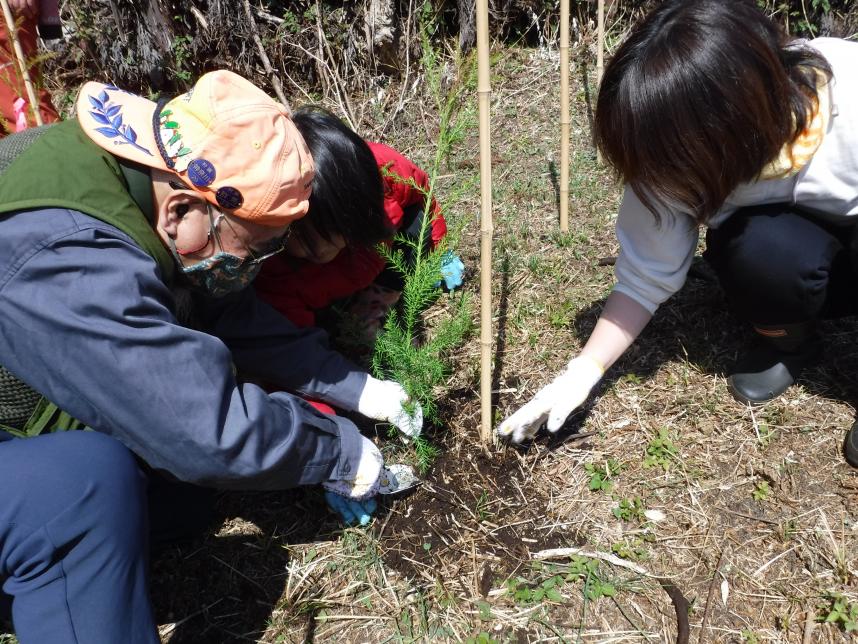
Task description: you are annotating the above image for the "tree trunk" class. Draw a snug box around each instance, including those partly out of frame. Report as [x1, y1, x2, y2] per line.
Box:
[458, 0, 476, 53]
[365, 0, 398, 69]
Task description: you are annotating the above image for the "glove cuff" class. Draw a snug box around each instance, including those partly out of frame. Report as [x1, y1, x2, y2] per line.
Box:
[565, 354, 605, 387]
[356, 375, 390, 419]
[322, 435, 383, 500]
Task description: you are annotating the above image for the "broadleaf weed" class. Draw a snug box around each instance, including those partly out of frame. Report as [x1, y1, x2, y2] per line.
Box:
[643, 428, 679, 471]
[818, 592, 858, 632]
[584, 459, 622, 493]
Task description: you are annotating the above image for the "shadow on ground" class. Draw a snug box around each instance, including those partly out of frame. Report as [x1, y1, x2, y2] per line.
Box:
[568, 257, 858, 423]
[150, 487, 336, 644]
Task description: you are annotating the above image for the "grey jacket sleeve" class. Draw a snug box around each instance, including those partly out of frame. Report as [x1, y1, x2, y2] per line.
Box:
[613, 186, 700, 313]
[0, 209, 361, 490]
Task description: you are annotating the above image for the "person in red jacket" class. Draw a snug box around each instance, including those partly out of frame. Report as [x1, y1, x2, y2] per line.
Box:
[255, 106, 463, 338]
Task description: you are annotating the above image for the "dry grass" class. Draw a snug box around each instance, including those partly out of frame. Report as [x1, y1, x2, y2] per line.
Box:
[146, 41, 858, 644]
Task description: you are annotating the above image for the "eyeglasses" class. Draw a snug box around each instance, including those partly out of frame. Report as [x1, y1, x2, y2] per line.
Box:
[168, 180, 290, 265]
[206, 203, 290, 266]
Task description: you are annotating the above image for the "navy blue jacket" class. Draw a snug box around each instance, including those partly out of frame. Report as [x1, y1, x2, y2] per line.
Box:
[0, 206, 365, 490]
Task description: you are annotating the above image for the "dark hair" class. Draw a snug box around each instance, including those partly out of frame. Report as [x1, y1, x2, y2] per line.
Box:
[291, 107, 390, 249]
[594, 0, 831, 224]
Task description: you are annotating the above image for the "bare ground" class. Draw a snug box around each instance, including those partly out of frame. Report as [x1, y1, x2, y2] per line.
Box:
[140, 44, 858, 644]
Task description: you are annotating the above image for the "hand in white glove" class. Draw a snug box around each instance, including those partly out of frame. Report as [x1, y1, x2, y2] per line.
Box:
[497, 355, 604, 443]
[322, 434, 383, 501]
[357, 376, 423, 438]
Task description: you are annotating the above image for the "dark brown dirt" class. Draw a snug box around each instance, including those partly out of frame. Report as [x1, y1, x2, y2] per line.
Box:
[379, 432, 583, 585]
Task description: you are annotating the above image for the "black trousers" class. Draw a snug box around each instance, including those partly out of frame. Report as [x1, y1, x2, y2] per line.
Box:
[704, 204, 858, 325]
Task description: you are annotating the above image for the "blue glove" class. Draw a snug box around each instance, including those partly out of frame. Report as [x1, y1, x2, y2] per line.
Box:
[325, 491, 378, 526]
[438, 251, 465, 291]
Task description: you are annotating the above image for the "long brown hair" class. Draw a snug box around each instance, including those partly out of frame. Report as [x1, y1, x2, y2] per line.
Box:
[594, 0, 831, 224]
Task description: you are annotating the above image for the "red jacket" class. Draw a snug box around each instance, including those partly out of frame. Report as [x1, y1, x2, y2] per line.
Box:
[255, 142, 447, 327]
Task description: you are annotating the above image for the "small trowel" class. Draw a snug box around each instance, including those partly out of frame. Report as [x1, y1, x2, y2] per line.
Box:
[377, 463, 421, 496]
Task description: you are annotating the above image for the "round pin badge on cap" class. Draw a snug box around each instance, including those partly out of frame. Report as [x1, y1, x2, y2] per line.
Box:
[187, 159, 216, 187]
[216, 186, 244, 210]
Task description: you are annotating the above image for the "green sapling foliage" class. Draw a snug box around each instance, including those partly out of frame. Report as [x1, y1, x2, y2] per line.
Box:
[371, 170, 472, 425]
[370, 2, 474, 474]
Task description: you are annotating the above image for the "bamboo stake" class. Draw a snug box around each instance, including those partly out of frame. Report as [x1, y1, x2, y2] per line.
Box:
[0, 0, 42, 126]
[596, 0, 605, 82]
[559, 0, 570, 232]
[477, 0, 493, 444]
[595, 0, 605, 163]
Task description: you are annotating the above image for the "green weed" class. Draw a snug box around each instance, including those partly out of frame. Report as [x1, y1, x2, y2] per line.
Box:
[611, 538, 649, 562]
[526, 254, 544, 274]
[548, 299, 575, 329]
[477, 600, 492, 621]
[643, 428, 679, 471]
[170, 34, 194, 83]
[757, 423, 777, 446]
[817, 592, 858, 632]
[740, 629, 761, 643]
[582, 575, 617, 601]
[584, 458, 622, 493]
[777, 519, 799, 542]
[612, 496, 646, 522]
[475, 489, 494, 522]
[752, 480, 771, 502]
[507, 557, 618, 606]
[550, 230, 589, 249]
[506, 574, 566, 604]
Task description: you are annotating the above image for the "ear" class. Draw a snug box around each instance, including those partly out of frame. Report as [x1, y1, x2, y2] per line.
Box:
[156, 190, 202, 238]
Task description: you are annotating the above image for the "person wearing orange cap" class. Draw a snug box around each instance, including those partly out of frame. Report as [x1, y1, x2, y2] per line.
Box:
[0, 70, 419, 642]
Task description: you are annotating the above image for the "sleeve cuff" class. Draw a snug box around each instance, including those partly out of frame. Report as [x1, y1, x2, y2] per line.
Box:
[322, 369, 368, 412]
[330, 415, 363, 481]
[611, 283, 661, 315]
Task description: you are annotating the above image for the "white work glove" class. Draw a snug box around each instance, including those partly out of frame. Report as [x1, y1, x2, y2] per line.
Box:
[356, 376, 423, 438]
[497, 355, 604, 443]
[322, 434, 383, 511]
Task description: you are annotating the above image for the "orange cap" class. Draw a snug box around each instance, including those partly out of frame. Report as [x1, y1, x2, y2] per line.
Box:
[76, 70, 314, 226]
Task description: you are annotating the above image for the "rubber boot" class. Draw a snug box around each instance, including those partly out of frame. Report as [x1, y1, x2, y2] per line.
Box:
[727, 322, 821, 405]
[844, 421, 858, 468]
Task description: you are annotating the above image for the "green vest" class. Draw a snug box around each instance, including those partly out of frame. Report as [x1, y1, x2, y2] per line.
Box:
[0, 119, 174, 437]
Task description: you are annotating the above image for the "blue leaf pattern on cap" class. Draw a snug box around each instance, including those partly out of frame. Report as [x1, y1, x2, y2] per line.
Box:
[87, 88, 152, 157]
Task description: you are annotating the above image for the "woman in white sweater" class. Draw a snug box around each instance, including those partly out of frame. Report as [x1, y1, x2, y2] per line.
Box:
[499, 0, 858, 467]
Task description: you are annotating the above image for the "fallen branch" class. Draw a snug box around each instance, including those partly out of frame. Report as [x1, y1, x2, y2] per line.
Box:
[241, 0, 289, 108]
[698, 547, 727, 643]
[802, 603, 816, 644]
[314, 0, 357, 128]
